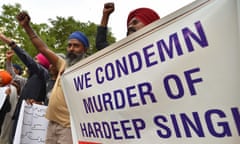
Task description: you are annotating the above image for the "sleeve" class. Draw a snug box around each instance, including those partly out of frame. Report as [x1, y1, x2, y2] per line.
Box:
[12, 45, 37, 71]
[12, 45, 49, 80]
[6, 59, 27, 93]
[6, 61, 17, 79]
[14, 75, 27, 90]
[56, 56, 66, 74]
[96, 26, 109, 50]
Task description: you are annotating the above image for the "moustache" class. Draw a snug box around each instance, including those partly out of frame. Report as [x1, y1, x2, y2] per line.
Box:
[127, 27, 137, 36]
[66, 52, 85, 66]
[66, 52, 78, 60]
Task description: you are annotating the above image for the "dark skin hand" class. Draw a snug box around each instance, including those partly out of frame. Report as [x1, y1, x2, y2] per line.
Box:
[16, 11, 59, 68]
[104, 2, 114, 12]
[101, 2, 115, 27]
[16, 11, 31, 28]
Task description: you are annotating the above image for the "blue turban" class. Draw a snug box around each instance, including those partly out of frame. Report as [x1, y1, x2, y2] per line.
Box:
[13, 64, 23, 75]
[68, 31, 89, 48]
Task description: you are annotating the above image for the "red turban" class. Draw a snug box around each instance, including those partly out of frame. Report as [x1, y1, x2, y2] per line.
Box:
[36, 53, 50, 69]
[127, 8, 160, 26]
[0, 70, 12, 86]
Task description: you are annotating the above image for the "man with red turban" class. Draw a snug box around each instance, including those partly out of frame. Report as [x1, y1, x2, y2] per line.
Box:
[96, 2, 160, 50]
[126, 7, 160, 35]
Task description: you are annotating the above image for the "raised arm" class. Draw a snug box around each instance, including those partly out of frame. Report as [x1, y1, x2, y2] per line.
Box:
[101, 2, 115, 27]
[16, 12, 58, 67]
[5, 50, 17, 77]
[96, 2, 114, 50]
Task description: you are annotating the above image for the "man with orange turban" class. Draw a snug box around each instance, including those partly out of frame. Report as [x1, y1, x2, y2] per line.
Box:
[0, 70, 19, 143]
[0, 33, 50, 142]
[0, 70, 12, 134]
[0, 70, 12, 87]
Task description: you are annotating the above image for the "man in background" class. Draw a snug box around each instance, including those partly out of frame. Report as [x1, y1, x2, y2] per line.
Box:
[16, 11, 89, 144]
[96, 2, 160, 50]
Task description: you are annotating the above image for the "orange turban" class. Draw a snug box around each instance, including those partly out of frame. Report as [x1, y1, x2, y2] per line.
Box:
[0, 70, 12, 86]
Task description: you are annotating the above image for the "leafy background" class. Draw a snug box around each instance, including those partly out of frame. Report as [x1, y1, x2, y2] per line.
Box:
[0, 3, 116, 73]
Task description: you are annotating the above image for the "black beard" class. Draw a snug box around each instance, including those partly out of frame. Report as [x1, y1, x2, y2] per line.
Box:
[66, 52, 85, 67]
[127, 27, 137, 36]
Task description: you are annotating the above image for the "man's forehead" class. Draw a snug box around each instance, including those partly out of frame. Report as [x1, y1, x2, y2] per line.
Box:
[68, 39, 82, 44]
[128, 17, 140, 25]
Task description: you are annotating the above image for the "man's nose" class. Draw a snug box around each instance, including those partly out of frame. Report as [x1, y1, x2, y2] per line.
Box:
[68, 45, 74, 51]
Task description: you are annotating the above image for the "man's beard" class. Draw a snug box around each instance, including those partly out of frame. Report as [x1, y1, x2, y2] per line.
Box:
[66, 52, 85, 67]
[127, 27, 137, 36]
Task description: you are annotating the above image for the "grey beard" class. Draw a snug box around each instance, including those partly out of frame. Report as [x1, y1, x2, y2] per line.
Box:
[66, 52, 86, 67]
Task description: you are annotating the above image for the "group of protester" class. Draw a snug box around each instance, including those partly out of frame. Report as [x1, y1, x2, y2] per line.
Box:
[0, 2, 160, 144]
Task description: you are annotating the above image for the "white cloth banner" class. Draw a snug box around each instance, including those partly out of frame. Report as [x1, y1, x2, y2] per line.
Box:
[0, 86, 8, 110]
[14, 101, 49, 144]
[61, 0, 240, 143]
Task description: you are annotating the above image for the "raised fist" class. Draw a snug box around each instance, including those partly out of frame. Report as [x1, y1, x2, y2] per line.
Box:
[16, 11, 31, 27]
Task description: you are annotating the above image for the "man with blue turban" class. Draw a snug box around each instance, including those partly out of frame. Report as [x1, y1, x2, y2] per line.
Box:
[16, 11, 89, 144]
[12, 64, 23, 75]
[66, 31, 89, 66]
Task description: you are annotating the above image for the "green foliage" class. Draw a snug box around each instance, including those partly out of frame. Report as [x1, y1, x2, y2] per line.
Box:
[0, 3, 116, 69]
[0, 4, 24, 69]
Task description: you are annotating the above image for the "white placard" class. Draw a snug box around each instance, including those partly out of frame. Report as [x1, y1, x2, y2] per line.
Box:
[0, 86, 8, 110]
[14, 101, 49, 144]
[62, 0, 240, 143]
